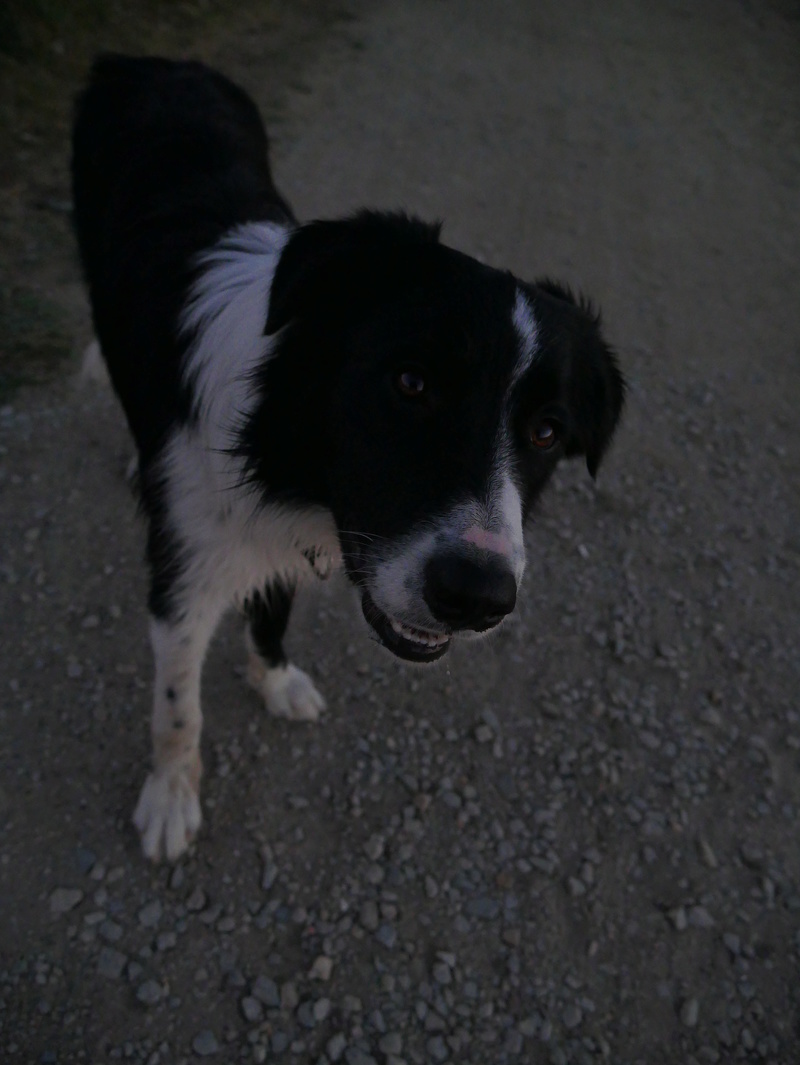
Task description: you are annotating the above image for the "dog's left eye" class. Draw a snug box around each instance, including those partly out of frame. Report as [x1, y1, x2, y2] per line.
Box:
[396, 369, 426, 398]
[529, 420, 558, 449]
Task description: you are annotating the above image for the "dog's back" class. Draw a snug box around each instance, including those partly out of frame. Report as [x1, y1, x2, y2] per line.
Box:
[71, 55, 293, 459]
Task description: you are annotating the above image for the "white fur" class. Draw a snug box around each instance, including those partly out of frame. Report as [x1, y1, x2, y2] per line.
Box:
[247, 653, 326, 722]
[180, 221, 292, 434]
[133, 618, 206, 862]
[133, 222, 342, 861]
[511, 288, 539, 386]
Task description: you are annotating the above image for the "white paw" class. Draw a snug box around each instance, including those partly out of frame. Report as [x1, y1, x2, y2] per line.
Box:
[248, 661, 326, 722]
[133, 765, 202, 862]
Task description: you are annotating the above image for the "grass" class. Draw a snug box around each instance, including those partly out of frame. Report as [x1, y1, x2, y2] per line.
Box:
[0, 0, 285, 399]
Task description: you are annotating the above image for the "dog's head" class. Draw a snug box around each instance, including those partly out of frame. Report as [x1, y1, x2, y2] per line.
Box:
[254, 212, 625, 662]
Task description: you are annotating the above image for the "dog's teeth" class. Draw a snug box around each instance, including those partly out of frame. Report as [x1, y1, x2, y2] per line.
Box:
[389, 617, 448, 648]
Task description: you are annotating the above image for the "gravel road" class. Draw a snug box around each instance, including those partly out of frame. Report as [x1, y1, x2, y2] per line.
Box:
[1, 1, 799, 1063]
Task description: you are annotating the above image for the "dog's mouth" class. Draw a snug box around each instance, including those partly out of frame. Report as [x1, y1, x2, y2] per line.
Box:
[361, 590, 451, 663]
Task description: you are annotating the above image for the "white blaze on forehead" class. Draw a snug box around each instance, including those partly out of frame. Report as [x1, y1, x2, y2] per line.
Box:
[511, 288, 539, 387]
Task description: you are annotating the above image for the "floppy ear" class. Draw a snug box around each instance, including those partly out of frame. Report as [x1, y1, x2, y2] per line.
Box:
[265, 211, 442, 336]
[531, 280, 625, 478]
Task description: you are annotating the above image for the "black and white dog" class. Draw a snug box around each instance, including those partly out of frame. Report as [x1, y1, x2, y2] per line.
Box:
[72, 55, 624, 861]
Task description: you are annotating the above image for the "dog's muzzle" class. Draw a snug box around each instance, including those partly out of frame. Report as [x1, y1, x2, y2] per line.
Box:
[360, 550, 517, 663]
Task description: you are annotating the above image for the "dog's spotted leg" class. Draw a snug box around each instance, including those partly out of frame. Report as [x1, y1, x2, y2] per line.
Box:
[244, 581, 325, 722]
[133, 615, 215, 862]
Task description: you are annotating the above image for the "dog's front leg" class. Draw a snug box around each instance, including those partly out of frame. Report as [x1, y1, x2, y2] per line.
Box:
[133, 615, 214, 862]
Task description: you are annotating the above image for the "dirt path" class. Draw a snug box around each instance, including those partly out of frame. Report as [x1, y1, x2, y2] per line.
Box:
[1, 2, 799, 1063]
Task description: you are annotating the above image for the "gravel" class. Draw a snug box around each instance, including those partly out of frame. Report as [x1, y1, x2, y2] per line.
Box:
[1, 2, 798, 1065]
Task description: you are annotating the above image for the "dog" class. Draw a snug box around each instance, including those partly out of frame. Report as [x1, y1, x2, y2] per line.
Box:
[71, 55, 625, 862]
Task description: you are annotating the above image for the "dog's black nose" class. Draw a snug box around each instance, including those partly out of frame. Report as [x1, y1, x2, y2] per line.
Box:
[423, 553, 517, 631]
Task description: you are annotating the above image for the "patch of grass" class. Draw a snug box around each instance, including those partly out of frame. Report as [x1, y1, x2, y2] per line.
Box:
[0, 0, 283, 397]
[0, 285, 72, 400]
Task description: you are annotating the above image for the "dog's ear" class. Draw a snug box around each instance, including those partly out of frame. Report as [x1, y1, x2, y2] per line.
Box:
[265, 211, 442, 336]
[530, 280, 625, 478]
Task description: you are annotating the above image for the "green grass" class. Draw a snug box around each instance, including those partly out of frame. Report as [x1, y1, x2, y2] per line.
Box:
[0, 0, 282, 398]
[0, 285, 72, 400]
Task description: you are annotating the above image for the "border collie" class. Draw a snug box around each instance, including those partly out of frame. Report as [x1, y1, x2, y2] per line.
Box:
[71, 55, 625, 862]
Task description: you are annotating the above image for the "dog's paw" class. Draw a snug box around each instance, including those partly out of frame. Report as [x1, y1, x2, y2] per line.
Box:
[248, 660, 326, 722]
[133, 764, 202, 862]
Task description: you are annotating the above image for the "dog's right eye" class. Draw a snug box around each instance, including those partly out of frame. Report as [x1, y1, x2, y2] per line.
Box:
[395, 368, 426, 398]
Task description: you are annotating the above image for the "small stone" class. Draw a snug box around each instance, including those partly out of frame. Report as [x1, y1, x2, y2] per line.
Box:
[99, 920, 123, 945]
[518, 1015, 539, 1037]
[281, 981, 299, 1010]
[379, 1033, 403, 1056]
[688, 905, 715, 928]
[669, 906, 688, 931]
[252, 974, 280, 1007]
[326, 1033, 347, 1062]
[136, 980, 163, 1006]
[364, 834, 385, 860]
[424, 875, 439, 899]
[432, 962, 451, 985]
[155, 931, 176, 951]
[722, 932, 741, 956]
[502, 927, 521, 948]
[50, 888, 83, 915]
[698, 838, 718, 869]
[680, 997, 699, 1027]
[359, 900, 379, 931]
[563, 1003, 582, 1029]
[426, 1035, 449, 1062]
[271, 1032, 290, 1054]
[465, 896, 500, 920]
[192, 1029, 219, 1056]
[314, 997, 332, 1022]
[309, 954, 333, 981]
[740, 844, 765, 870]
[297, 999, 317, 1029]
[97, 947, 127, 979]
[260, 845, 278, 891]
[138, 900, 162, 928]
[375, 923, 397, 949]
[344, 1049, 377, 1065]
[185, 887, 207, 912]
[567, 877, 586, 897]
[240, 996, 263, 1023]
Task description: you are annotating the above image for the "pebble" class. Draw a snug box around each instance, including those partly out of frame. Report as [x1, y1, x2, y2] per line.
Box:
[344, 1049, 377, 1065]
[326, 1033, 347, 1062]
[136, 980, 163, 1006]
[185, 887, 207, 912]
[192, 1030, 219, 1056]
[375, 923, 397, 948]
[688, 905, 715, 928]
[426, 1035, 449, 1062]
[137, 900, 162, 928]
[309, 954, 334, 980]
[252, 974, 280, 1007]
[379, 1033, 403, 1055]
[680, 997, 700, 1027]
[50, 888, 83, 915]
[240, 995, 263, 1022]
[359, 900, 379, 931]
[563, 1003, 582, 1029]
[97, 947, 127, 979]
